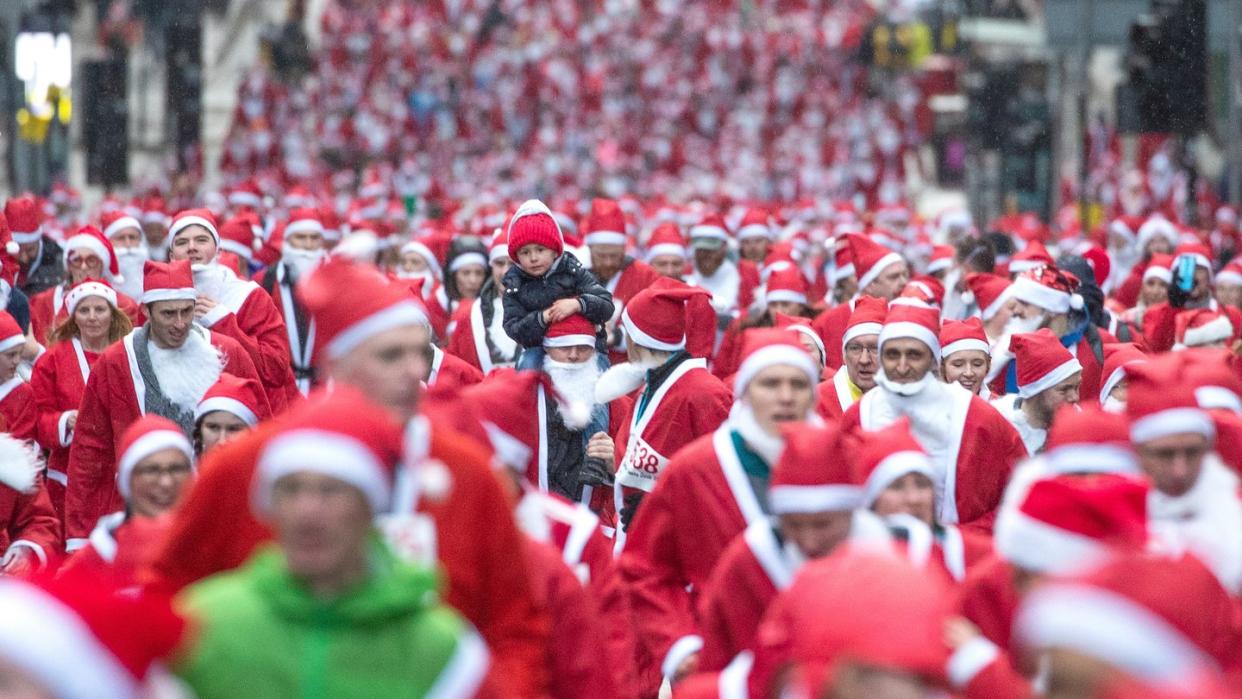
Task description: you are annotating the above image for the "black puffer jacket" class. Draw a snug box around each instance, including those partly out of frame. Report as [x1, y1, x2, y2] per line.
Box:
[501, 251, 614, 348]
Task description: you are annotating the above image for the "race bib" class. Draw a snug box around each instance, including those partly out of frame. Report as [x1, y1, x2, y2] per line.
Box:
[376, 513, 438, 567]
[616, 434, 671, 492]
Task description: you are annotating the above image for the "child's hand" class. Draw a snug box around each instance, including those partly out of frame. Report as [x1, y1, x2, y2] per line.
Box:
[546, 298, 581, 323]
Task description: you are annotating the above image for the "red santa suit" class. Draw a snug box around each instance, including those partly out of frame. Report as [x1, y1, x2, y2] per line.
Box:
[64, 326, 263, 544]
[0, 468, 60, 574]
[445, 292, 518, 374]
[0, 378, 36, 442]
[59, 512, 172, 589]
[30, 338, 101, 515]
[428, 345, 483, 391]
[28, 284, 144, 345]
[816, 366, 861, 421]
[599, 258, 662, 366]
[256, 261, 318, 394]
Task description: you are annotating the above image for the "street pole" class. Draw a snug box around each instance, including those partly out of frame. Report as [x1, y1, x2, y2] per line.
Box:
[1078, 0, 1093, 233]
[1229, 0, 1242, 208]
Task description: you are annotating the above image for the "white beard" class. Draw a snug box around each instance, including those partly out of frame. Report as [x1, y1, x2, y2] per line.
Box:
[728, 402, 786, 465]
[191, 262, 234, 302]
[114, 247, 149, 299]
[282, 245, 326, 281]
[1102, 395, 1126, 414]
[148, 327, 225, 412]
[544, 357, 602, 426]
[487, 306, 517, 362]
[395, 268, 433, 281]
[595, 361, 650, 404]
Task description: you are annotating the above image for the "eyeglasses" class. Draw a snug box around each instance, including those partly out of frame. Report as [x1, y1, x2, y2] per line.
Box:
[844, 343, 879, 358]
[132, 463, 192, 481]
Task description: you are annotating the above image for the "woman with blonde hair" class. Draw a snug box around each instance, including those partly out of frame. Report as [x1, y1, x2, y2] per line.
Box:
[30, 280, 132, 521]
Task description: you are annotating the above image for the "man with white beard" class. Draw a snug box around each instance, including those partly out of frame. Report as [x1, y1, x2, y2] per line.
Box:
[64, 259, 266, 549]
[838, 304, 1027, 532]
[256, 208, 329, 394]
[166, 208, 300, 412]
[101, 210, 150, 301]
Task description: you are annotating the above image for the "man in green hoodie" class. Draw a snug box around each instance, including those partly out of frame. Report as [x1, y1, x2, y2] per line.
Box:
[173, 387, 491, 697]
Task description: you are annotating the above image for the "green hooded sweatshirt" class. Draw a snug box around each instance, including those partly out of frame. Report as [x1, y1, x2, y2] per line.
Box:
[174, 539, 487, 698]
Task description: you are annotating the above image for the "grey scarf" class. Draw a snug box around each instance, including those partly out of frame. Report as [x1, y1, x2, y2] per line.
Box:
[131, 325, 196, 435]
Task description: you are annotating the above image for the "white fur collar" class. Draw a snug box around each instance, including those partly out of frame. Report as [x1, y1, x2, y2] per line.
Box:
[728, 403, 785, 465]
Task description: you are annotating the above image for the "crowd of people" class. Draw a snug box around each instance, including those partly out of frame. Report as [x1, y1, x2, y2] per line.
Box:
[0, 167, 1240, 697]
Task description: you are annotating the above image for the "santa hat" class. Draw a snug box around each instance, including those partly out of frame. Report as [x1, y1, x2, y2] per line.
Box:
[252, 386, 405, 515]
[488, 227, 508, 264]
[996, 473, 1148, 575]
[140, 259, 197, 305]
[1080, 246, 1111, 290]
[142, 195, 171, 226]
[62, 226, 121, 281]
[734, 328, 819, 397]
[621, 280, 710, 351]
[1174, 242, 1213, 275]
[1008, 240, 1055, 274]
[463, 369, 543, 472]
[763, 265, 808, 306]
[4, 196, 42, 244]
[399, 239, 444, 280]
[847, 233, 905, 292]
[1126, 357, 1216, 444]
[0, 311, 23, 354]
[1182, 350, 1242, 414]
[964, 273, 1012, 321]
[283, 184, 316, 209]
[65, 279, 118, 316]
[1009, 328, 1082, 399]
[878, 304, 942, 361]
[855, 419, 936, 507]
[195, 373, 264, 428]
[1174, 309, 1234, 350]
[543, 314, 596, 349]
[771, 423, 861, 514]
[645, 223, 687, 263]
[1218, 205, 1239, 226]
[1142, 254, 1174, 284]
[828, 241, 856, 285]
[116, 415, 194, 500]
[168, 208, 220, 247]
[297, 258, 428, 365]
[581, 198, 628, 247]
[1009, 266, 1083, 314]
[1044, 405, 1139, 475]
[894, 275, 944, 309]
[1215, 259, 1242, 288]
[507, 199, 563, 260]
[736, 208, 774, 241]
[284, 207, 324, 239]
[228, 180, 263, 209]
[1098, 343, 1148, 404]
[688, 213, 730, 242]
[0, 575, 185, 699]
[100, 210, 142, 241]
[218, 215, 256, 261]
[774, 313, 826, 367]
[1137, 216, 1178, 251]
[842, 296, 887, 350]
[926, 244, 954, 275]
[1016, 554, 1226, 687]
[939, 317, 990, 359]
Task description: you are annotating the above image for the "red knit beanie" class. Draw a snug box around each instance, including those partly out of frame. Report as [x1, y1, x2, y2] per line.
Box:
[507, 199, 564, 261]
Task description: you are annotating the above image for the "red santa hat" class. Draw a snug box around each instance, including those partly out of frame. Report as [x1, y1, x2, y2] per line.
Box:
[841, 296, 887, 350]
[297, 258, 429, 365]
[195, 373, 264, 428]
[1009, 328, 1082, 399]
[1044, 405, 1140, 475]
[688, 213, 730, 243]
[771, 423, 862, 514]
[507, 199, 564, 260]
[488, 227, 509, 265]
[996, 473, 1148, 575]
[1142, 253, 1174, 285]
[878, 304, 942, 361]
[621, 280, 710, 352]
[116, 414, 194, 500]
[763, 265, 807, 306]
[645, 223, 687, 263]
[581, 198, 628, 248]
[926, 244, 955, 275]
[4, 196, 42, 244]
[1126, 357, 1216, 444]
[168, 208, 220, 247]
[939, 317, 990, 359]
[252, 386, 405, 515]
[399, 239, 444, 280]
[893, 275, 944, 309]
[1174, 309, 1234, 350]
[62, 225, 121, 281]
[734, 328, 819, 397]
[218, 215, 256, 261]
[736, 207, 774, 241]
[847, 233, 905, 292]
[462, 369, 547, 472]
[1174, 242, 1213, 275]
[140, 259, 197, 305]
[0, 311, 23, 353]
[1009, 266, 1083, 314]
[100, 210, 142, 241]
[0, 575, 185, 698]
[773, 313, 826, 368]
[142, 195, 171, 226]
[1182, 350, 1242, 414]
[1008, 239, 1055, 274]
[855, 419, 936, 508]
[65, 279, 118, 316]
[1017, 554, 1226, 688]
[284, 207, 324, 240]
[228, 180, 264, 209]
[964, 273, 1012, 321]
[1137, 215, 1178, 251]
[828, 240, 855, 285]
[1100, 342, 1148, 404]
[1215, 259, 1242, 288]
[543, 314, 596, 349]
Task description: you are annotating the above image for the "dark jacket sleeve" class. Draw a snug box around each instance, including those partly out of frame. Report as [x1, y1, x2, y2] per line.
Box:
[501, 282, 548, 348]
[572, 263, 615, 323]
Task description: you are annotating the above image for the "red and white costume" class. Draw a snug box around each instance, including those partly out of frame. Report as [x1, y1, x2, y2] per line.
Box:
[28, 284, 143, 346]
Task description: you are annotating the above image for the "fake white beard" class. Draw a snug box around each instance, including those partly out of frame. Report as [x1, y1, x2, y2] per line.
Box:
[394, 268, 433, 280]
[487, 307, 517, 360]
[595, 361, 650, 404]
[1002, 313, 1045, 338]
[729, 402, 786, 465]
[191, 262, 234, 302]
[114, 247, 149, 299]
[874, 368, 939, 398]
[544, 356, 602, 424]
[148, 327, 224, 411]
[1102, 395, 1126, 414]
[282, 245, 326, 280]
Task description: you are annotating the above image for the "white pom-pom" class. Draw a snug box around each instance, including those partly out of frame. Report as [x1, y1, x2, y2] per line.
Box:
[4, 241, 17, 256]
[562, 400, 592, 430]
[1070, 293, 1084, 311]
[0, 436, 42, 494]
[417, 460, 452, 502]
[112, 273, 125, 284]
[960, 291, 975, 306]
